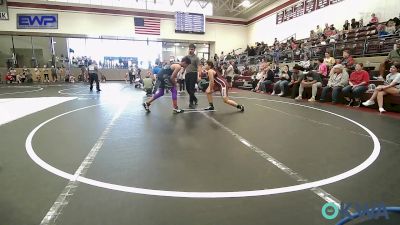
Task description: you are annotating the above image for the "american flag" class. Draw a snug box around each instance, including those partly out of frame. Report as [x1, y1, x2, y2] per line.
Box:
[134, 17, 160, 35]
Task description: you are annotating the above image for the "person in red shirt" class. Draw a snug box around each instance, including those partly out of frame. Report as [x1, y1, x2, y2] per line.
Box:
[367, 13, 379, 26]
[341, 63, 369, 107]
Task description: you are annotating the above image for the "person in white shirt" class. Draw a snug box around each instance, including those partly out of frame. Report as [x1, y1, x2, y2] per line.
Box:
[252, 63, 266, 91]
[224, 60, 234, 88]
[362, 64, 400, 113]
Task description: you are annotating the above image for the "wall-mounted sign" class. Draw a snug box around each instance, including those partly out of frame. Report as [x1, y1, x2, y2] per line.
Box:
[0, 0, 9, 20]
[17, 14, 58, 29]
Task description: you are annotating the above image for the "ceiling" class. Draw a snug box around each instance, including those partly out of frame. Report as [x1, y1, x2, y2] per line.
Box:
[191, 0, 278, 18]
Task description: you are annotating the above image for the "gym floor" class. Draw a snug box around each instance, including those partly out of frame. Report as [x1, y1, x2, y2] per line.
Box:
[0, 82, 399, 225]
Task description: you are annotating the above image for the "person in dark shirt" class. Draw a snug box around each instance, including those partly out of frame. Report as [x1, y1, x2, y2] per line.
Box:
[259, 64, 275, 93]
[295, 70, 323, 102]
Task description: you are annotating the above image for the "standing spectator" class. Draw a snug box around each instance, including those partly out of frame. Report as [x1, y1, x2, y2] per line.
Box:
[295, 67, 323, 102]
[319, 64, 349, 103]
[213, 53, 219, 63]
[185, 44, 201, 108]
[272, 65, 291, 96]
[343, 20, 350, 31]
[379, 43, 400, 77]
[219, 51, 225, 62]
[177, 67, 185, 94]
[128, 66, 135, 84]
[43, 65, 50, 83]
[342, 63, 369, 107]
[290, 65, 305, 99]
[323, 52, 335, 68]
[51, 65, 57, 82]
[34, 66, 41, 82]
[362, 64, 400, 113]
[350, 18, 359, 30]
[88, 60, 101, 92]
[341, 50, 355, 69]
[367, 13, 379, 26]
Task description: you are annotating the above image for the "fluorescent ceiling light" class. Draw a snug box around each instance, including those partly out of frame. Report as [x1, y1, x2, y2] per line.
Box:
[240, 0, 251, 8]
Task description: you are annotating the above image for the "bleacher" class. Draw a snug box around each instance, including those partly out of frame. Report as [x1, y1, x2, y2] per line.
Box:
[231, 22, 400, 112]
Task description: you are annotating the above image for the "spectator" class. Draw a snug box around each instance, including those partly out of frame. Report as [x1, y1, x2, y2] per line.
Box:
[34, 66, 41, 82]
[379, 43, 400, 77]
[213, 53, 219, 62]
[319, 35, 327, 45]
[367, 13, 379, 26]
[295, 67, 323, 102]
[290, 65, 305, 99]
[143, 72, 154, 96]
[259, 64, 275, 93]
[51, 65, 57, 82]
[225, 60, 235, 88]
[10, 67, 16, 81]
[273, 44, 281, 64]
[274, 38, 279, 46]
[350, 18, 359, 30]
[315, 25, 323, 36]
[5, 71, 14, 83]
[316, 58, 328, 78]
[323, 23, 330, 36]
[362, 63, 400, 113]
[299, 55, 311, 71]
[252, 63, 265, 91]
[324, 52, 335, 68]
[341, 50, 355, 69]
[310, 30, 318, 40]
[272, 65, 291, 96]
[342, 63, 369, 107]
[385, 20, 397, 35]
[319, 64, 349, 103]
[343, 20, 350, 31]
[219, 51, 225, 61]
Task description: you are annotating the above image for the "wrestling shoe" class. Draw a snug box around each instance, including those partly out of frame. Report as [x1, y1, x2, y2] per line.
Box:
[204, 106, 215, 111]
[173, 108, 184, 113]
[237, 105, 245, 112]
[142, 102, 150, 112]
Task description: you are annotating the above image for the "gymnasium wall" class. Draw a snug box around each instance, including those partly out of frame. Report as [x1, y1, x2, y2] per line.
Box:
[247, 0, 400, 45]
[0, 6, 247, 56]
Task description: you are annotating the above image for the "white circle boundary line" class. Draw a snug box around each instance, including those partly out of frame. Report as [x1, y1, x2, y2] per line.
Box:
[25, 98, 381, 198]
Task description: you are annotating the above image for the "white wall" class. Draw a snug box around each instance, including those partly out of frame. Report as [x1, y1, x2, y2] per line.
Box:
[248, 0, 400, 45]
[0, 7, 247, 56]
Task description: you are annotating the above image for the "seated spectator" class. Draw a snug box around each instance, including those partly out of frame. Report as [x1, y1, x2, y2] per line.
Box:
[319, 64, 349, 103]
[252, 63, 267, 91]
[323, 23, 331, 36]
[319, 35, 327, 45]
[340, 50, 355, 69]
[342, 63, 369, 107]
[290, 65, 305, 99]
[295, 68, 323, 102]
[5, 71, 14, 83]
[310, 30, 318, 40]
[324, 52, 336, 68]
[359, 19, 364, 28]
[299, 55, 311, 71]
[343, 20, 350, 31]
[362, 63, 400, 113]
[259, 64, 275, 93]
[350, 18, 359, 30]
[379, 43, 400, 77]
[316, 58, 328, 78]
[385, 20, 397, 35]
[315, 25, 323, 36]
[367, 13, 379, 26]
[272, 65, 291, 96]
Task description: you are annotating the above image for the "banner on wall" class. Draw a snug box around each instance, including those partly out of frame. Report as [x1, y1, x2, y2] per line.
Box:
[0, 0, 9, 20]
[276, 0, 344, 24]
[17, 14, 58, 29]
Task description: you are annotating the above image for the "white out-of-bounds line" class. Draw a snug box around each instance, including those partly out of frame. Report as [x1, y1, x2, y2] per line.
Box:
[200, 112, 348, 212]
[40, 101, 129, 225]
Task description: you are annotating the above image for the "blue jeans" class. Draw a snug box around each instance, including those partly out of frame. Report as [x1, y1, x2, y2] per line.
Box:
[273, 80, 289, 94]
[320, 86, 342, 103]
[260, 80, 273, 92]
[342, 85, 368, 99]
